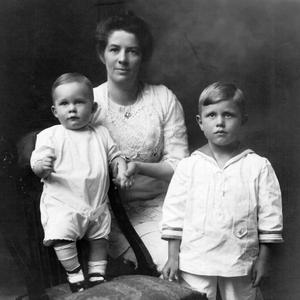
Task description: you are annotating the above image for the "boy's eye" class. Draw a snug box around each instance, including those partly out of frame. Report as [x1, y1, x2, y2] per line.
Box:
[207, 113, 216, 118]
[224, 113, 233, 118]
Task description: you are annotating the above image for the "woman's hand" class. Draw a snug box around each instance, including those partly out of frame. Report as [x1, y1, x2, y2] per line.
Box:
[111, 157, 134, 189]
[32, 155, 55, 179]
[251, 244, 271, 287]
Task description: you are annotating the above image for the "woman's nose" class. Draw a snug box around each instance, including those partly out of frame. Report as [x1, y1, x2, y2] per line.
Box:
[118, 50, 128, 64]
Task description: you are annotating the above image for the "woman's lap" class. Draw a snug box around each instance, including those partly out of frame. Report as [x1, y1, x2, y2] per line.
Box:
[108, 194, 167, 270]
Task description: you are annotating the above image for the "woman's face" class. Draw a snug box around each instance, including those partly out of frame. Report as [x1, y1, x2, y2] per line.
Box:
[101, 30, 142, 85]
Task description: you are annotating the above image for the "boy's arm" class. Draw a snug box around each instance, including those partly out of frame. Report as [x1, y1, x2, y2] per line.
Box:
[161, 159, 189, 280]
[253, 160, 283, 286]
[251, 243, 271, 287]
[162, 239, 181, 281]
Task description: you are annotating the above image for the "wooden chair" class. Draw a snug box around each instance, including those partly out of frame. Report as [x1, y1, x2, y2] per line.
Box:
[0, 134, 206, 300]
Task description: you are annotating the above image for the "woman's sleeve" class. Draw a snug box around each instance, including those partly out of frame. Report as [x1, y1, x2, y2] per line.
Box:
[161, 159, 189, 240]
[160, 87, 189, 170]
[257, 159, 283, 243]
[100, 126, 121, 163]
[30, 129, 55, 169]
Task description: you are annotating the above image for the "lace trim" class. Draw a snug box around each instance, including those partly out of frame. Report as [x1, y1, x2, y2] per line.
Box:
[102, 86, 164, 162]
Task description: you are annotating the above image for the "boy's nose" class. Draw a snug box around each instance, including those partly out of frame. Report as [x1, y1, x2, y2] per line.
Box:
[216, 116, 225, 126]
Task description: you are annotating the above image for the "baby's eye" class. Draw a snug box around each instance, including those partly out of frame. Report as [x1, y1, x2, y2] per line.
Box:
[59, 101, 68, 106]
[75, 100, 85, 104]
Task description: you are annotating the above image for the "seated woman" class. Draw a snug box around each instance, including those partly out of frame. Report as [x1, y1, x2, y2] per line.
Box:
[92, 12, 189, 271]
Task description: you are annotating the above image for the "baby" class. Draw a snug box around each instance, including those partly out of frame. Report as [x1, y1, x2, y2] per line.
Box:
[31, 73, 130, 292]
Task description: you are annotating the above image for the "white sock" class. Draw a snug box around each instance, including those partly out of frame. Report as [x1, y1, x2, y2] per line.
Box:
[67, 268, 84, 284]
[88, 260, 107, 281]
[54, 242, 83, 282]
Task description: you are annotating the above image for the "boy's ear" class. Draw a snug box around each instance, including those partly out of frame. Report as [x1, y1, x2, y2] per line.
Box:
[196, 115, 203, 130]
[92, 102, 98, 113]
[51, 105, 58, 118]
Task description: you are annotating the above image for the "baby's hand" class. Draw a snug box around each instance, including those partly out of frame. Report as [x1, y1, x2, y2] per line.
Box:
[32, 154, 55, 178]
[114, 171, 134, 189]
[125, 161, 139, 178]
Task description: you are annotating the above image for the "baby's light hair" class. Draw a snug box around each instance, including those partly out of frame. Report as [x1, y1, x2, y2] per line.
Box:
[198, 82, 246, 119]
[51, 73, 94, 103]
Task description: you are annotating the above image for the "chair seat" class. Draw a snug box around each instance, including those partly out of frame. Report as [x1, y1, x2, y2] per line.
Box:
[53, 275, 206, 300]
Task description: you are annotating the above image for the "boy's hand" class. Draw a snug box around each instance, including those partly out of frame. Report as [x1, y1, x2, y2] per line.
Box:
[162, 257, 179, 282]
[32, 155, 55, 178]
[251, 244, 271, 287]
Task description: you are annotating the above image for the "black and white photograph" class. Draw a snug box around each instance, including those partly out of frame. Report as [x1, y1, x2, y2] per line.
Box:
[0, 1, 299, 299]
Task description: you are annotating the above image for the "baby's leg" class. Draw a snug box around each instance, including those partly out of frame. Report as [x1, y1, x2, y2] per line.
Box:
[87, 238, 108, 286]
[53, 240, 86, 292]
[86, 208, 111, 287]
[218, 275, 260, 300]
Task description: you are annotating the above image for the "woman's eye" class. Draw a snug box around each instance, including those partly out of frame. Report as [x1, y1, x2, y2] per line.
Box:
[129, 48, 140, 55]
[109, 47, 118, 53]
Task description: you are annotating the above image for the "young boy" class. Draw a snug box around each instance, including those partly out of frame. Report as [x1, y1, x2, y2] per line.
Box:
[30, 73, 131, 292]
[161, 82, 283, 300]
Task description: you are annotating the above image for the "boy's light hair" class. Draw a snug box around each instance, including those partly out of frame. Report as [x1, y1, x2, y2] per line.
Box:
[51, 73, 94, 102]
[198, 82, 247, 119]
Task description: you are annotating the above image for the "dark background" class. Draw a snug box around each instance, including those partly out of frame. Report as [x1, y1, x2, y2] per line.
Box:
[1, 0, 300, 299]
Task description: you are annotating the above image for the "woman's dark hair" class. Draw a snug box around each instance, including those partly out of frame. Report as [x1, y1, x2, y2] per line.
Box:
[95, 11, 154, 62]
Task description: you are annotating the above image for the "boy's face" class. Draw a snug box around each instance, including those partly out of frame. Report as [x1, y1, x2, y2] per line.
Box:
[196, 100, 244, 148]
[52, 82, 97, 130]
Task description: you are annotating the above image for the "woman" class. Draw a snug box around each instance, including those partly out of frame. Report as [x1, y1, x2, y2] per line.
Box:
[92, 12, 189, 271]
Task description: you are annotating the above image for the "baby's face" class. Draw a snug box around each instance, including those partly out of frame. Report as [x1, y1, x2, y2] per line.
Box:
[52, 82, 97, 130]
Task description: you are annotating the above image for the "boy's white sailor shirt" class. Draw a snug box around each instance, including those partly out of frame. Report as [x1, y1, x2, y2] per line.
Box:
[161, 149, 283, 277]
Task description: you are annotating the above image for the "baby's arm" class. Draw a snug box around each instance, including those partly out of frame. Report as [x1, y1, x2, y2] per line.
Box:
[30, 131, 56, 179]
[31, 154, 55, 179]
[162, 239, 181, 281]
